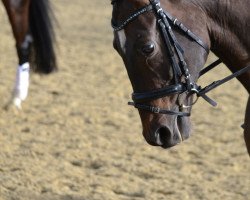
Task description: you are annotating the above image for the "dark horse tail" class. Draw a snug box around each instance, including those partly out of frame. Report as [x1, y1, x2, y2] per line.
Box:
[29, 0, 57, 74]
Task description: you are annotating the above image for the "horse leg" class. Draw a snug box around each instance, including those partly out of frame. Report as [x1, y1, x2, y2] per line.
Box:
[2, 0, 31, 109]
[244, 97, 250, 156]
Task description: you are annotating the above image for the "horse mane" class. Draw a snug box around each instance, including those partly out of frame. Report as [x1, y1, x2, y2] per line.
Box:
[191, 0, 249, 45]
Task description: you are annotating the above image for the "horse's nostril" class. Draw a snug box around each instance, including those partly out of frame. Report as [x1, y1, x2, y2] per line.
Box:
[155, 127, 172, 146]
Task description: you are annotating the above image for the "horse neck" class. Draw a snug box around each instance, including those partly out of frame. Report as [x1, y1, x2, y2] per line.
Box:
[198, 0, 250, 67]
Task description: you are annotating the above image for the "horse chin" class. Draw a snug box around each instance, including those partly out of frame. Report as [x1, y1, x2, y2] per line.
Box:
[141, 115, 191, 149]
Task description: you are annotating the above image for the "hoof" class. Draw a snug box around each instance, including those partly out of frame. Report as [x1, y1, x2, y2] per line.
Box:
[3, 97, 22, 111]
[12, 98, 22, 110]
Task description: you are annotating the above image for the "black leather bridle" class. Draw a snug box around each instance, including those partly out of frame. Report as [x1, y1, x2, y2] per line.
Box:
[111, 0, 250, 117]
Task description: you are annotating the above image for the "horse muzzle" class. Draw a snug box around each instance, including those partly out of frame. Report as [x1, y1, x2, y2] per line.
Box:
[141, 114, 191, 149]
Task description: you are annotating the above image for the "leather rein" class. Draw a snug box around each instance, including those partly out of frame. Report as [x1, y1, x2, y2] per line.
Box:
[111, 0, 250, 117]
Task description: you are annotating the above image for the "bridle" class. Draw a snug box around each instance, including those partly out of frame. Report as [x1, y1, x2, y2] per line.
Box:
[111, 0, 250, 117]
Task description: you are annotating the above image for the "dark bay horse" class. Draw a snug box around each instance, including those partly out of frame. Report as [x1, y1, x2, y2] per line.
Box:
[111, 0, 250, 156]
[2, 0, 57, 109]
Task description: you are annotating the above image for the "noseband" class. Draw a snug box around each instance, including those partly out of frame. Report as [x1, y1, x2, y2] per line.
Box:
[111, 0, 250, 117]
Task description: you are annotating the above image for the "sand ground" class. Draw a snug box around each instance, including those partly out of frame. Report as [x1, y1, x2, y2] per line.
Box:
[0, 1, 249, 200]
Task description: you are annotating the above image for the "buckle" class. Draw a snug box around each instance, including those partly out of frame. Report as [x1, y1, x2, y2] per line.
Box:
[151, 106, 160, 113]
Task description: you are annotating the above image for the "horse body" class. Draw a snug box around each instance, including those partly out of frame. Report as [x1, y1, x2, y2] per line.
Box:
[111, 0, 250, 155]
[200, 0, 250, 155]
[2, 0, 56, 108]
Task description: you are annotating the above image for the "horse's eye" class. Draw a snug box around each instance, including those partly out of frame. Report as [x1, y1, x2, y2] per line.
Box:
[141, 43, 155, 55]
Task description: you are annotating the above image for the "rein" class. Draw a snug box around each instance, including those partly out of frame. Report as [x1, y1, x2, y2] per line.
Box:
[111, 0, 250, 116]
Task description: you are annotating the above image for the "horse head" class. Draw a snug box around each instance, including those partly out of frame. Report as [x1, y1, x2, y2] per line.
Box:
[111, 0, 211, 148]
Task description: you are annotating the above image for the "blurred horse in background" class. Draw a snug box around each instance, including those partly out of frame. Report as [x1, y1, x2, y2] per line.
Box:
[2, 0, 57, 109]
[111, 0, 250, 156]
